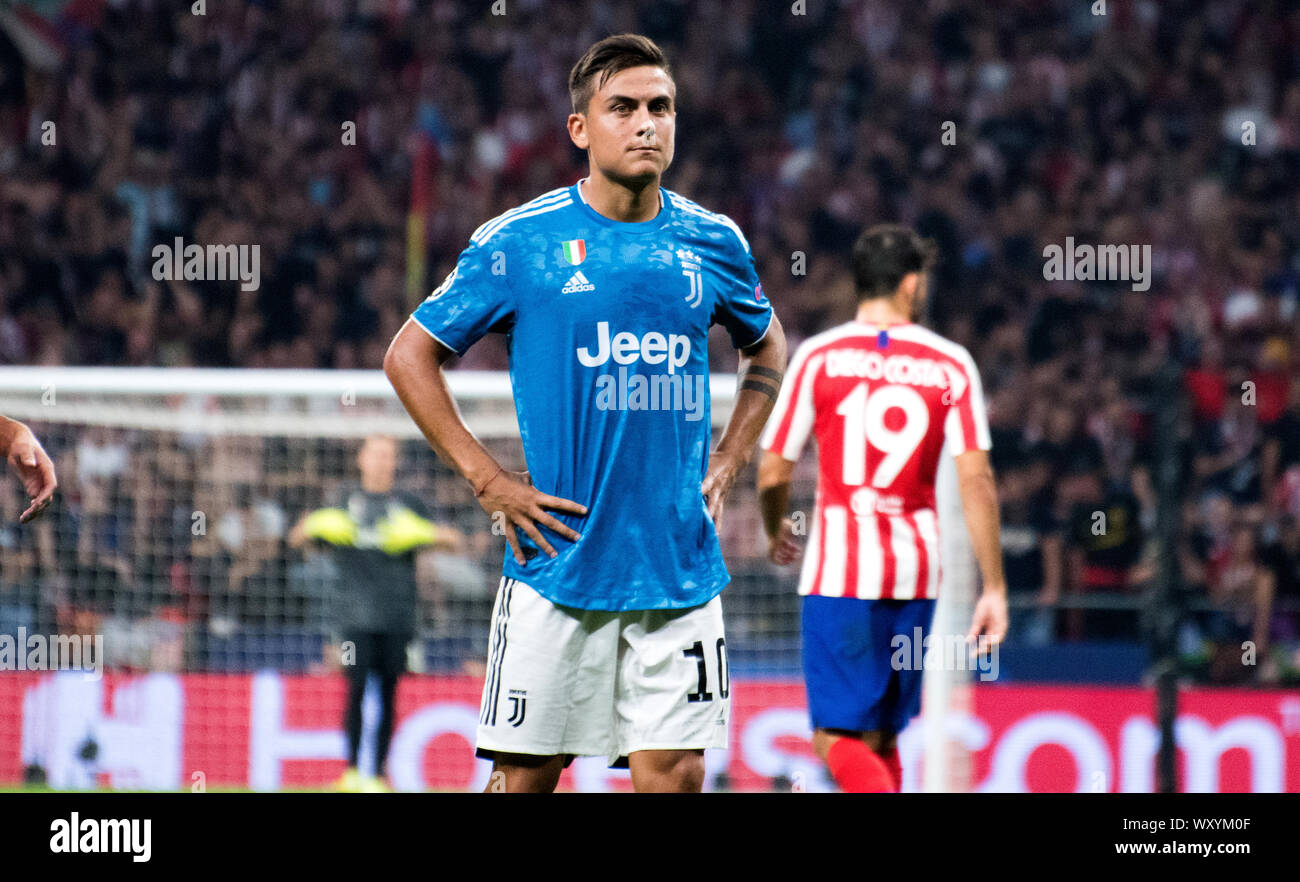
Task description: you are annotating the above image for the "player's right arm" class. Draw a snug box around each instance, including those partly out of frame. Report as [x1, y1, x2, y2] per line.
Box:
[384, 237, 586, 564]
[1, 415, 56, 523]
[385, 322, 586, 563]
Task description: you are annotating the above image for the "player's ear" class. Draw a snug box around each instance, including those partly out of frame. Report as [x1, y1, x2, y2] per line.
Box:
[567, 112, 589, 150]
[898, 271, 919, 303]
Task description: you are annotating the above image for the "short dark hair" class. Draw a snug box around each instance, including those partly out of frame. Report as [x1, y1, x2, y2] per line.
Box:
[569, 34, 670, 115]
[851, 224, 938, 299]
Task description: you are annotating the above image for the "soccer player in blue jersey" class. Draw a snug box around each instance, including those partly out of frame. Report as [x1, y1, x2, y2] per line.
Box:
[384, 34, 786, 793]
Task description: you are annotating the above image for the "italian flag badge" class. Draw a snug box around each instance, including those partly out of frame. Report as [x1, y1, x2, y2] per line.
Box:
[562, 239, 586, 265]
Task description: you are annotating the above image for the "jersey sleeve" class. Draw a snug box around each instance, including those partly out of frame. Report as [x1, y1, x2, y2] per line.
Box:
[410, 239, 514, 357]
[944, 348, 993, 456]
[710, 232, 774, 350]
[760, 340, 821, 462]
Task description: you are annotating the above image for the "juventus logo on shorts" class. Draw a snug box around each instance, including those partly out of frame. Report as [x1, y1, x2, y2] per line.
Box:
[506, 689, 528, 728]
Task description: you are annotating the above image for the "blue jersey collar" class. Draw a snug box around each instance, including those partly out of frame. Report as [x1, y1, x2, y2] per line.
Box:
[573, 177, 671, 233]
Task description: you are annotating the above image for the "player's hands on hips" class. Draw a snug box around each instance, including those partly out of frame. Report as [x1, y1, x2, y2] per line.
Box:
[768, 517, 802, 566]
[5, 421, 56, 523]
[701, 450, 743, 529]
[967, 587, 1008, 648]
[475, 468, 586, 564]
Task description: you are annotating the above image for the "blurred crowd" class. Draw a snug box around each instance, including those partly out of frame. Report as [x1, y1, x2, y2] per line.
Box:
[2, 0, 1300, 681]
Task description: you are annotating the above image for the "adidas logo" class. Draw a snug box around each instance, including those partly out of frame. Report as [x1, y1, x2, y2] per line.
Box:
[562, 271, 596, 294]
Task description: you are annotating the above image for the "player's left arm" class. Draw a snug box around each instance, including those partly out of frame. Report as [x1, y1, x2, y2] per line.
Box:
[955, 449, 1009, 646]
[702, 225, 789, 526]
[703, 315, 788, 524]
[946, 351, 1008, 647]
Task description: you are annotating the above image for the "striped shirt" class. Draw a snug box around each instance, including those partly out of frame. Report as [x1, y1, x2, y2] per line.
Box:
[761, 321, 990, 600]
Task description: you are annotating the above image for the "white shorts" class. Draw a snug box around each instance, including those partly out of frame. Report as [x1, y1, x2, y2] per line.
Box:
[476, 577, 730, 767]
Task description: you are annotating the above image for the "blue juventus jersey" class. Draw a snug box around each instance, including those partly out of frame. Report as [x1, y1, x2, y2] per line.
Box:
[410, 179, 773, 611]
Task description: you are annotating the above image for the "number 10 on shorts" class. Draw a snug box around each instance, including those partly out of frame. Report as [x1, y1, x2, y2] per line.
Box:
[684, 638, 729, 703]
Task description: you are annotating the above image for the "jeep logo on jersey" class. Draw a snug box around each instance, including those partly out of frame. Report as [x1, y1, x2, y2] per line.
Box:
[576, 322, 691, 375]
[576, 322, 705, 421]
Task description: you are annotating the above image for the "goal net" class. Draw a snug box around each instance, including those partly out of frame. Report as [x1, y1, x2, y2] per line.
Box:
[0, 366, 973, 792]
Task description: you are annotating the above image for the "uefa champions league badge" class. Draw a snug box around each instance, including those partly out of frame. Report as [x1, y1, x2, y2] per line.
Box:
[877, 329, 890, 348]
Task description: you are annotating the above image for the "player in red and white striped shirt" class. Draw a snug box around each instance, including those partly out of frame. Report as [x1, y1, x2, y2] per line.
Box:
[757, 225, 1008, 792]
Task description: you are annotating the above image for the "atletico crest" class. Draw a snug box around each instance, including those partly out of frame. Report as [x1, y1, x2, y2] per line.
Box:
[562, 239, 586, 265]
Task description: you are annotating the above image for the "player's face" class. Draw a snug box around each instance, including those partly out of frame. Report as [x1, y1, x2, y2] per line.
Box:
[358, 436, 397, 487]
[569, 66, 676, 187]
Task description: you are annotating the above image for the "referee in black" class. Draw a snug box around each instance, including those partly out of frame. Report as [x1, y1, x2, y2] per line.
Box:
[291, 434, 462, 792]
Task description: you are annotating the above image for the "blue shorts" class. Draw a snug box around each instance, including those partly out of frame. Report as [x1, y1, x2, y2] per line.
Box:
[801, 595, 937, 735]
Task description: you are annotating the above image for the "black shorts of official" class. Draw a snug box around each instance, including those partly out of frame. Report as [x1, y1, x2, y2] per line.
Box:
[340, 630, 411, 678]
